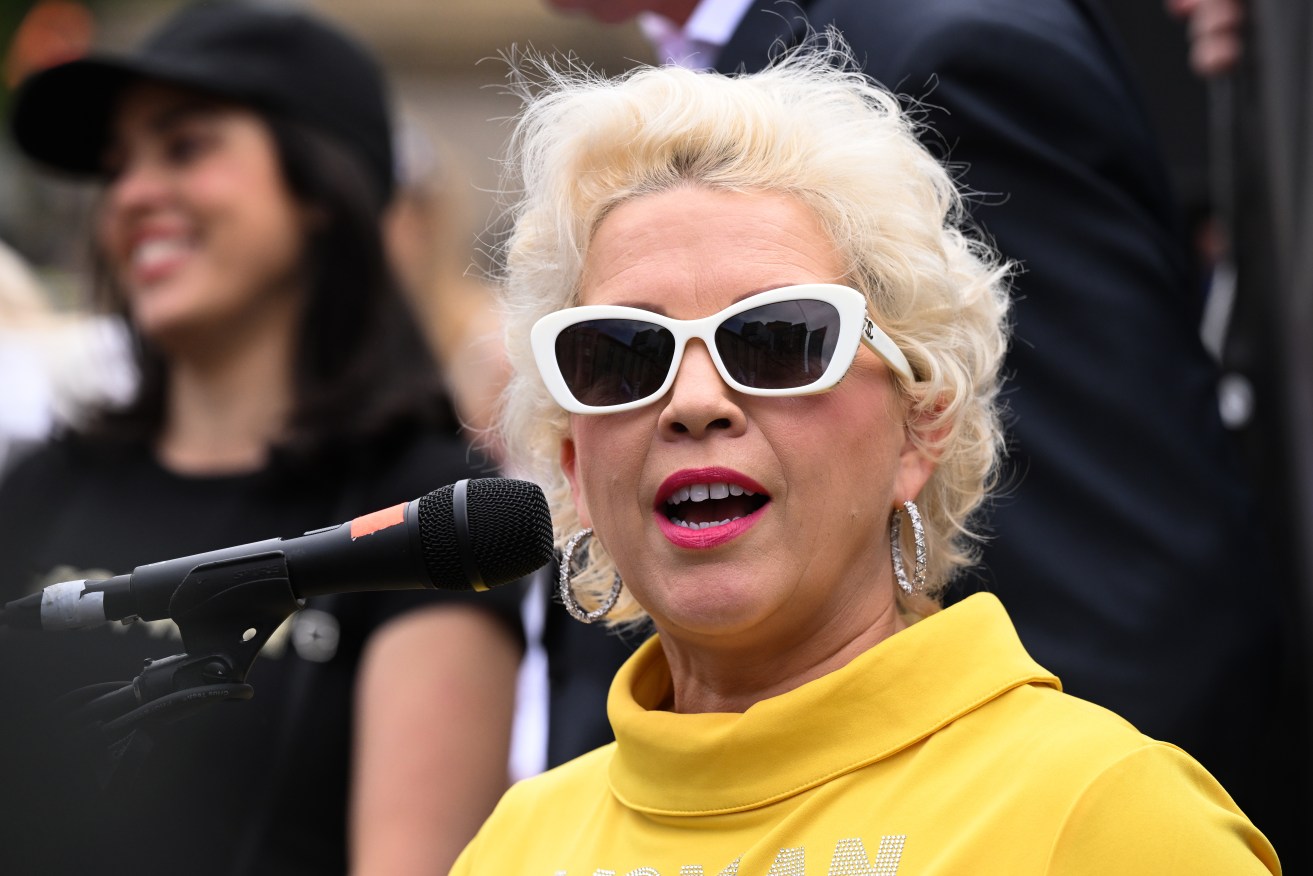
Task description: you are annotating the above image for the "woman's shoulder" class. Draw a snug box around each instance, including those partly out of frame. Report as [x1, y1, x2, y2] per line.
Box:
[496, 743, 617, 816]
[1041, 739, 1281, 872]
[369, 430, 496, 519]
[952, 682, 1278, 868]
[971, 676, 1189, 776]
[452, 744, 617, 873]
[298, 424, 492, 514]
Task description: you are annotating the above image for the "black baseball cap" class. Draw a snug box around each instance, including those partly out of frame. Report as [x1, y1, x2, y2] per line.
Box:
[9, 1, 395, 202]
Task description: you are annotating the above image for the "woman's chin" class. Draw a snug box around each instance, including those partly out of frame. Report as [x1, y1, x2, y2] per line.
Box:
[645, 576, 785, 642]
[131, 307, 215, 355]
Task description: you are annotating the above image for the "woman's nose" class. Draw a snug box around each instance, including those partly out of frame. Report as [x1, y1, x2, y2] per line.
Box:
[104, 158, 170, 216]
[658, 340, 748, 439]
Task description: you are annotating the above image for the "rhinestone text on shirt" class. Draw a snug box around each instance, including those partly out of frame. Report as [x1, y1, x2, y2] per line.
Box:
[554, 834, 907, 876]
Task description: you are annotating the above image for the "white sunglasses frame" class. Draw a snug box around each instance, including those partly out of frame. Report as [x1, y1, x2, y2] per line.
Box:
[531, 283, 913, 415]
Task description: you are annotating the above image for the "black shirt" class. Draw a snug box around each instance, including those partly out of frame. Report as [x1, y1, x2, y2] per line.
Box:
[0, 431, 525, 875]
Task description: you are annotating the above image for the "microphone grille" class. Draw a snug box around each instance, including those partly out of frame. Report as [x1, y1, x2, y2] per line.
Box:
[416, 478, 554, 591]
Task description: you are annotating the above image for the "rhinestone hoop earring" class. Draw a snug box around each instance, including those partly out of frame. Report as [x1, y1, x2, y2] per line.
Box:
[890, 500, 927, 596]
[559, 528, 623, 624]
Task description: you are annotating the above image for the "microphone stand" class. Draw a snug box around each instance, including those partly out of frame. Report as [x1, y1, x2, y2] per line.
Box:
[57, 552, 304, 790]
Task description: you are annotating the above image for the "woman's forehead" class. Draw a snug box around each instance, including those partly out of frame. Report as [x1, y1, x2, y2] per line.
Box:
[579, 188, 843, 311]
[107, 82, 240, 146]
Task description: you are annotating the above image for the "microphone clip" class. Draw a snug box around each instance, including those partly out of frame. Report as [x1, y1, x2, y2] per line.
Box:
[65, 552, 302, 789]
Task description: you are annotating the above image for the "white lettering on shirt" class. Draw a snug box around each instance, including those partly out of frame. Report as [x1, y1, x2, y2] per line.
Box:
[568, 836, 905, 876]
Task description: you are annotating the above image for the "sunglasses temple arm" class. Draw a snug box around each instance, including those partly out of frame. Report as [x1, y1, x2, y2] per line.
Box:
[861, 315, 915, 381]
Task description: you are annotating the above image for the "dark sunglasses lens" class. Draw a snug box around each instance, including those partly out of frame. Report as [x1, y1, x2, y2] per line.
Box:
[716, 299, 842, 389]
[555, 319, 677, 407]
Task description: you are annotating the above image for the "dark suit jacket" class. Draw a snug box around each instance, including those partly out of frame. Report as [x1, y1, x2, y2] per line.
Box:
[717, 0, 1300, 854]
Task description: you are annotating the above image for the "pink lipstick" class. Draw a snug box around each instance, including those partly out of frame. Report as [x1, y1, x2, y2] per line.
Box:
[654, 467, 770, 549]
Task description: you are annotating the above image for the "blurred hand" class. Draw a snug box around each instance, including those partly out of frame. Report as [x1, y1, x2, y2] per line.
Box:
[1166, 0, 1246, 77]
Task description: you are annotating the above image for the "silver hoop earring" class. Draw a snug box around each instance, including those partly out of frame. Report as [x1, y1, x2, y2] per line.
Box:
[890, 500, 927, 596]
[559, 528, 623, 624]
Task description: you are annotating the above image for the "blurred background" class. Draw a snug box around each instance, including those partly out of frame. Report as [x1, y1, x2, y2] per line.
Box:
[0, 0, 656, 304]
[0, 0, 1208, 312]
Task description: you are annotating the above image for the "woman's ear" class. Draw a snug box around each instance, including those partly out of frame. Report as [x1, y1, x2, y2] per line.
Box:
[560, 437, 592, 528]
[894, 395, 948, 502]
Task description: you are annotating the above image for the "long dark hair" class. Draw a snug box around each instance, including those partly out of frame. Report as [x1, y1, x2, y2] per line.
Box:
[85, 109, 457, 463]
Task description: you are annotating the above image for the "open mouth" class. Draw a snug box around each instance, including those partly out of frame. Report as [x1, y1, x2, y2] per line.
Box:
[128, 233, 196, 285]
[662, 481, 770, 530]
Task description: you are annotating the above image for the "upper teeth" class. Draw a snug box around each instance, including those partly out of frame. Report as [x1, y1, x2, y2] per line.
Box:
[667, 482, 754, 505]
[133, 237, 191, 271]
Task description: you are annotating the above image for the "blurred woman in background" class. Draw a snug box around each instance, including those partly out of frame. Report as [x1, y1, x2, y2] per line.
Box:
[0, 4, 522, 874]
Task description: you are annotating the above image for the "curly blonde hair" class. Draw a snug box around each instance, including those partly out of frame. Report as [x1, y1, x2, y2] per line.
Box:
[493, 32, 1011, 625]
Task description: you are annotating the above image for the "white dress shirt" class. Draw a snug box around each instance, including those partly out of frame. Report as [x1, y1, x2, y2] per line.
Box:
[639, 0, 756, 70]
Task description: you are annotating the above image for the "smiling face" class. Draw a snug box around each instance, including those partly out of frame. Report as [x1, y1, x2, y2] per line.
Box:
[560, 186, 936, 665]
[96, 82, 308, 356]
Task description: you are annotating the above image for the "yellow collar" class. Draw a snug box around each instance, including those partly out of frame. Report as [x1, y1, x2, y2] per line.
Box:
[607, 593, 1058, 815]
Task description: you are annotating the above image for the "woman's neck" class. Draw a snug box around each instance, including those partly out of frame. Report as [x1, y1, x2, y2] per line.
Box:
[658, 598, 908, 714]
[155, 321, 296, 476]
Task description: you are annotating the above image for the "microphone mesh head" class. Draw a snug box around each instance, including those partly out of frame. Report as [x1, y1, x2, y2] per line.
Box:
[416, 478, 554, 591]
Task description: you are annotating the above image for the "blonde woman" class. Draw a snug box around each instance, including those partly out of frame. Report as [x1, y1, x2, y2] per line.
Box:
[453, 36, 1279, 874]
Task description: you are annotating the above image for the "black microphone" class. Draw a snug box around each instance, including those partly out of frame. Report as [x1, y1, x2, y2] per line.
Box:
[2, 477, 553, 631]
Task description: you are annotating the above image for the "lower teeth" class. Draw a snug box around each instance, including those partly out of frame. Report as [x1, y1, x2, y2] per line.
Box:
[671, 517, 741, 530]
